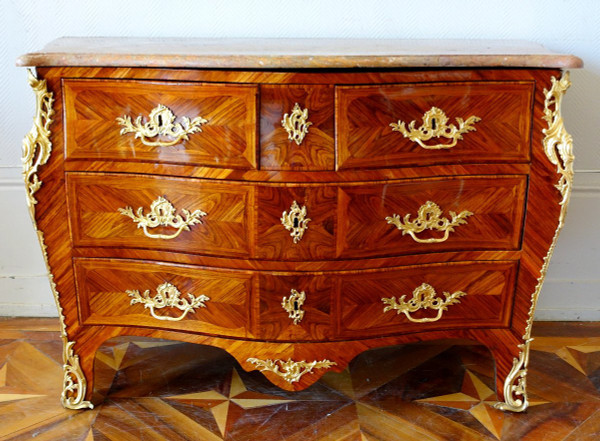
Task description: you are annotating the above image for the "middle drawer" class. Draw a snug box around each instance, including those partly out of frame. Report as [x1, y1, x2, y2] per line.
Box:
[68, 173, 527, 259]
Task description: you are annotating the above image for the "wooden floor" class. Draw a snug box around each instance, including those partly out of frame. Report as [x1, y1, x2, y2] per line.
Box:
[1, 319, 600, 440]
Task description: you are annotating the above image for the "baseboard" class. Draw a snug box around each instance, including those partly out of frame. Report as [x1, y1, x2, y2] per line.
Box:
[0, 275, 54, 316]
[535, 309, 600, 321]
[0, 303, 59, 317]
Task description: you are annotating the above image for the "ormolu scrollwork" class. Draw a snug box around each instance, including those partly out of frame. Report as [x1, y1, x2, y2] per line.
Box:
[281, 103, 312, 145]
[543, 74, 574, 205]
[494, 73, 574, 413]
[495, 341, 531, 412]
[127, 282, 210, 322]
[382, 283, 466, 323]
[119, 196, 206, 240]
[386, 201, 473, 244]
[62, 340, 91, 409]
[23, 71, 93, 410]
[22, 70, 54, 218]
[390, 106, 481, 150]
[282, 289, 306, 325]
[117, 104, 207, 147]
[247, 358, 337, 384]
[281, 200, 311, 243]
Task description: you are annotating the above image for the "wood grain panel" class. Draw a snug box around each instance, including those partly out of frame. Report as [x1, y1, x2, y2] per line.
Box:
[338, 261, 517, 337]
[337, 175, 528, 258]
[337, 82, 534, 169]
[67, 173, 254, 257]
[75, 258, 253, 337]
[257, 273, 334, 341]
[62, 158, 531, 183]
[260, 85, 334, 170]
[72, 247, 522, 272]
[256, 185, 336, 260]
[64, 79, 258, 168]
[41, 66, 570, 86]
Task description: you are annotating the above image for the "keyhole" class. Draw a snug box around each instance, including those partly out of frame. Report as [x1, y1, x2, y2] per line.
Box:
[431, 118, 436, 130]
[293, 300, 299, 311]
[293, 217, 299, 228]
[157, 115, 163, 126]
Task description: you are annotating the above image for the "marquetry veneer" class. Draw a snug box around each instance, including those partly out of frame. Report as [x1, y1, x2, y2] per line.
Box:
[18, 38, 581, 412]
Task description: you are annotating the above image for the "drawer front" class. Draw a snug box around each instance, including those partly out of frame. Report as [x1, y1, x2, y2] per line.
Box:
[338, 261, 517, 338]
[337, 82, 533, 169]
[260, 85, 334, 170]
[64, 79, 258, 168]
[75, 259, 253, 337]
[67, 173, 253, 257]
[256, 185, 336, 260]
[257, 273, 334, 341]
[337, 176, 527, 258]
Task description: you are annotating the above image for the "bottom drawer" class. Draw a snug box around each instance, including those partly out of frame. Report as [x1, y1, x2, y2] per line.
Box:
[337, 261, 517, 338]
[75, 259, 253, 337]
[74, 258, 516, 341]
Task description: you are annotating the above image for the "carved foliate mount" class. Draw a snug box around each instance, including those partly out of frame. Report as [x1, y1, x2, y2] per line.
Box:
[542, 73, 574, 205]
[247, 358, 336, 384]
[62, 341, 92, 409]
[494, 73, 574, 413]
[390, 106, 481, 150]
[281, 289, 306, 325]
[119, 196, 206, 240]
[23, 71, 93, 410]
[127, 282, 210, 322]
[117, 104, 208, 147]
[386, 201, 473, 244]
[281, 200, 311, 243]
[22, 70, 54, 218]
[494, 342, 531, 412]
[281, 103, 312, 145]
[382, 283, 466, 323]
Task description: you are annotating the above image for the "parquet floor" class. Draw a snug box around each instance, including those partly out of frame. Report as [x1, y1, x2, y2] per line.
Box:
[1, 319, 600, 440]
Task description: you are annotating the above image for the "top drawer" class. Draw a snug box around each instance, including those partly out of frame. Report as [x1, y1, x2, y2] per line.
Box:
[337, 81, 533, 169]
[63, 79, 258, 169]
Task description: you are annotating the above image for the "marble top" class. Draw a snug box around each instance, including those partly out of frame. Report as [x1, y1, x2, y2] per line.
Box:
[17, 37, 582, 69]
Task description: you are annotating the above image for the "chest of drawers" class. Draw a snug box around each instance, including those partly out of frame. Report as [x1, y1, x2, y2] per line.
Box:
[18, 38, 581, 412]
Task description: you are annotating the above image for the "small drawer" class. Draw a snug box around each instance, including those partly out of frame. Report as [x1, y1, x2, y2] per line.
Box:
[67, 173, 253, 258]
[336, 81, 533, 169]
[337, 175, 527, 258]
[257, 273, 334, 341]
[260, 85, 334, 170]
[256, 185, 336, 260]
[64, 79, 258, 169]
[337, 260, 517, 338]
[74, 258, 253, 337]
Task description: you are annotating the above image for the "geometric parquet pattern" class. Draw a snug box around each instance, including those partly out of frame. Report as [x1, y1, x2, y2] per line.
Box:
[1, 319, 600, 440]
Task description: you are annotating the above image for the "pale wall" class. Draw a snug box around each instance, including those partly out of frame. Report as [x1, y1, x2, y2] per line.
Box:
[1, 0, 599, 319]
